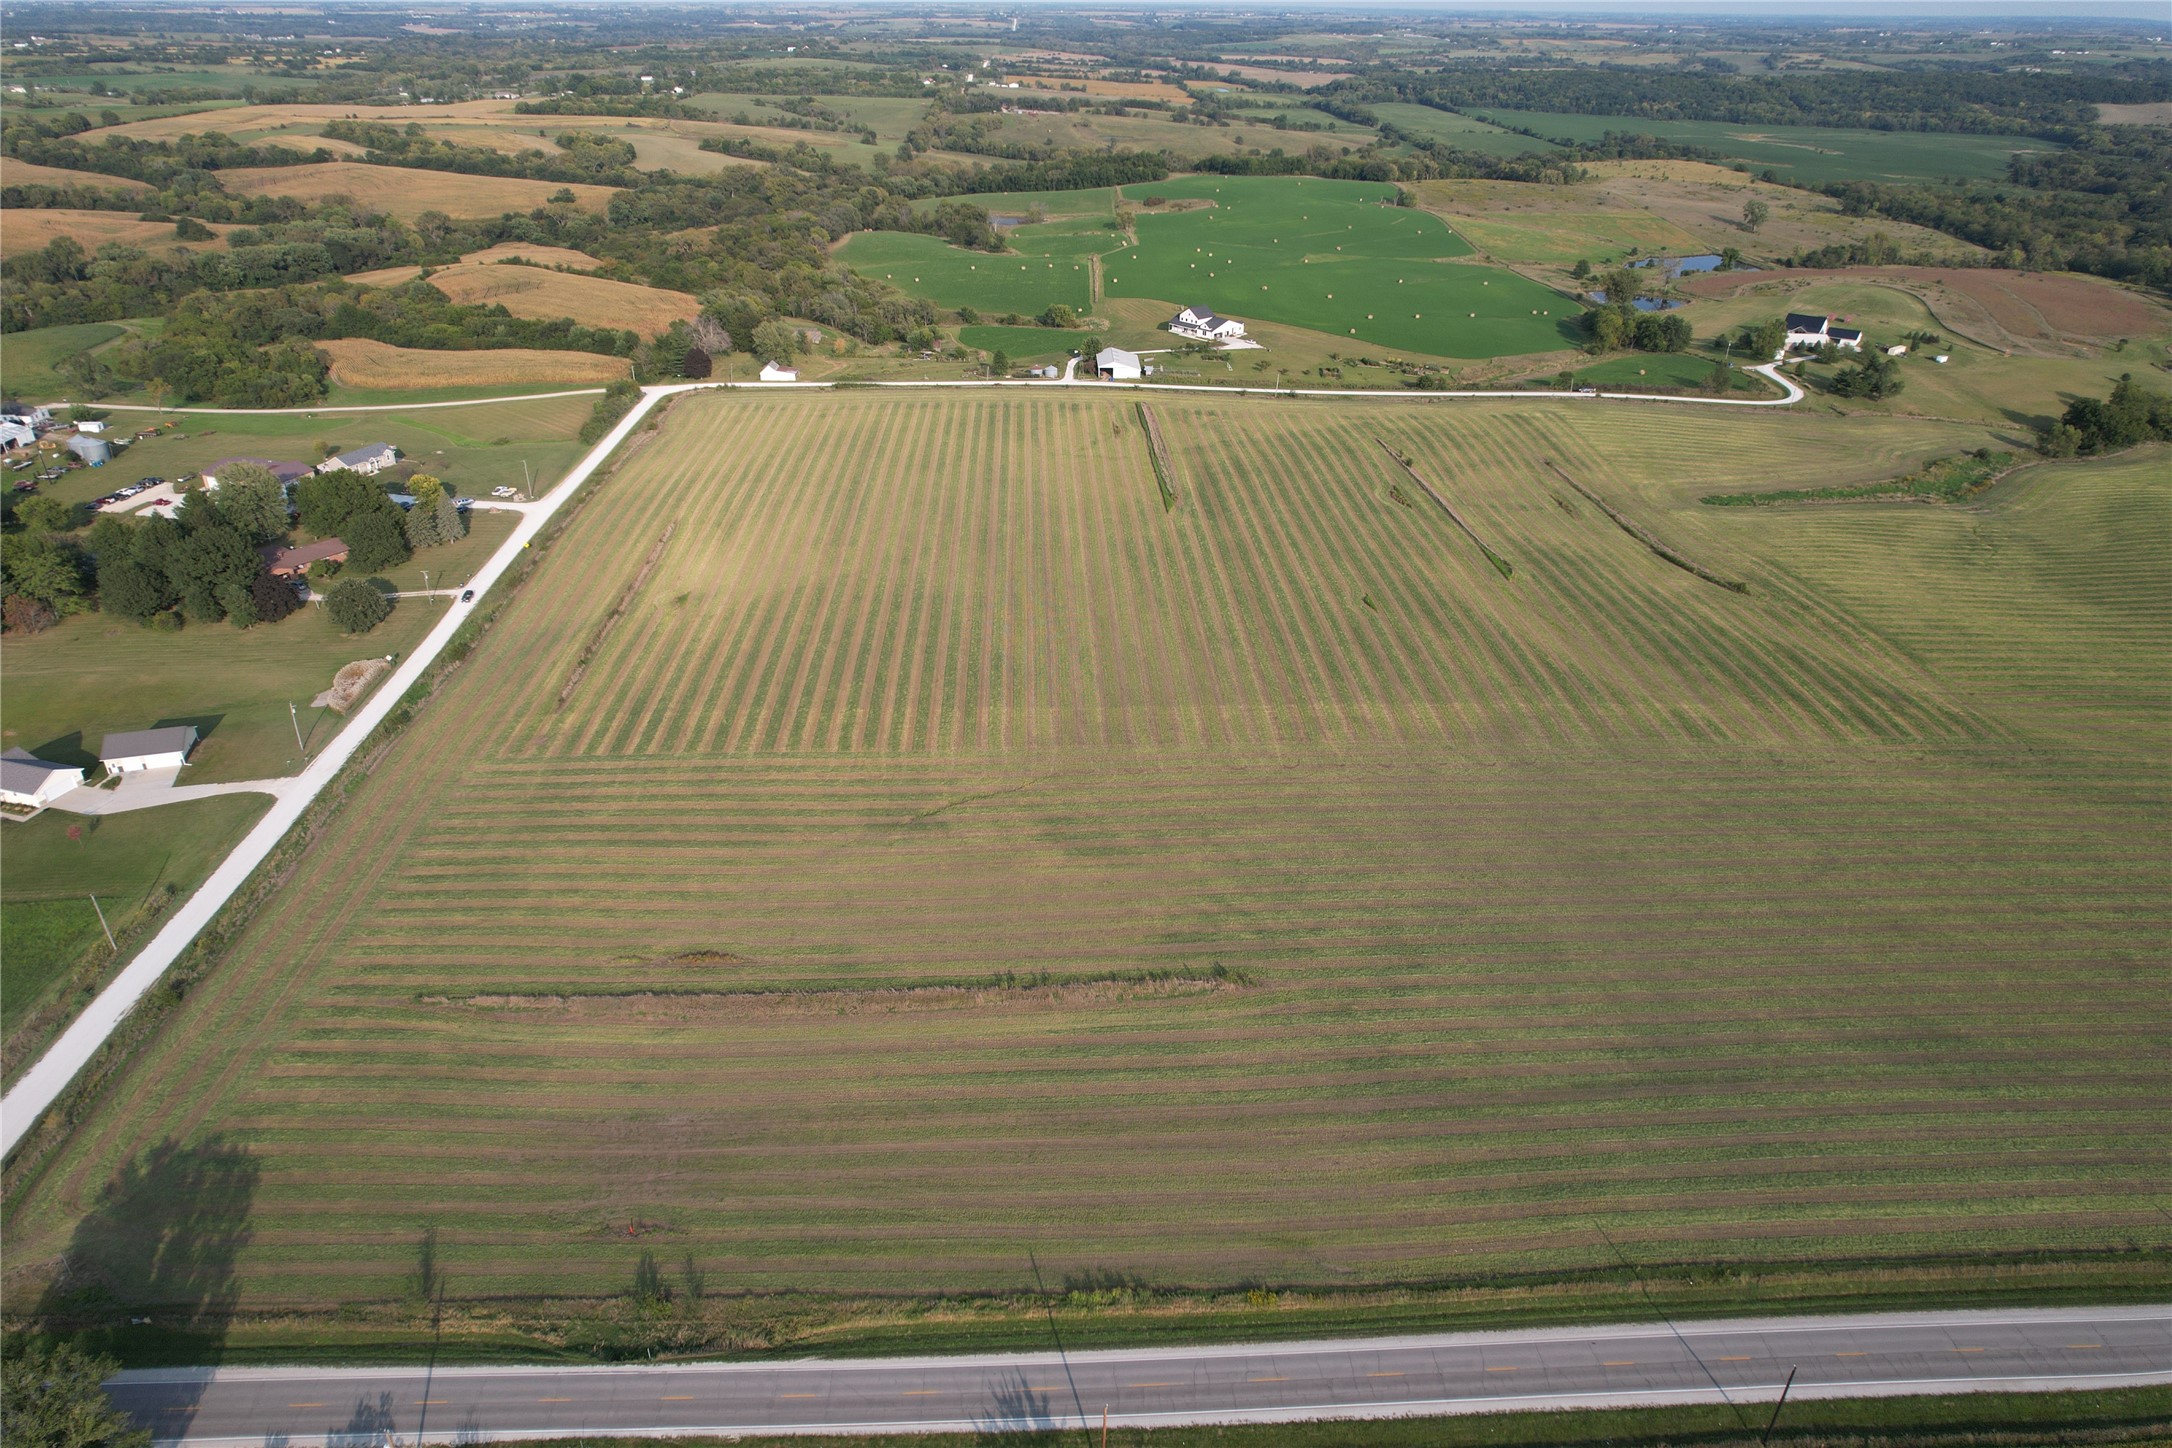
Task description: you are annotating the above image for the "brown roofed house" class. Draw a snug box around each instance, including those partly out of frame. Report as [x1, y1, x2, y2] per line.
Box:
[260, 538, 348, 578]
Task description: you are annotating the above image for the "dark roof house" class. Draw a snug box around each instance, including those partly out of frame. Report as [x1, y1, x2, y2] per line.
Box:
[260, 538, 349, 576]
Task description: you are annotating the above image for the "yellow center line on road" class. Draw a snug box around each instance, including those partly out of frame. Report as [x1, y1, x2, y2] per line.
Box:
[2068, 1344, 2103, 1350]
[287, 1403, 327, 1409]
[1126, 1382, 1181, 1389]
[1953, 1347, 1985, 1353]
[1834, 1353, 1867, 1358]
[1718, 1356, 1752, 1362]
[538, 1398, 572, 1403]
[1484, 1367, 1519, 1373]
[661, 1396, 696, 1401]
[901, 1390, 942, 1396]
[778, 1394, 819, 1399]
[1247, 1377, 1288, 1383]
[413, 1400, 447, 1406]
[1603, 1361, 1638, 1367]
[1367, 1372, 1404, 1378]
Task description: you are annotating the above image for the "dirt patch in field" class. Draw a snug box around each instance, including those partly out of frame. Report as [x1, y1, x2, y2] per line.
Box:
[1682, 266, 2170, 354]
[2095, 102, 2172, 125]
[316, 338, 630, 390]
[457, 242, 609, 272]
[311, 658, 391, 713]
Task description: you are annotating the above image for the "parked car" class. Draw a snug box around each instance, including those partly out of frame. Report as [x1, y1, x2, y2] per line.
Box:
[460, 589, 475, 603]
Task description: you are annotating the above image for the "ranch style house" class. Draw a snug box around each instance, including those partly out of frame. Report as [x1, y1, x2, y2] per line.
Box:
[317, 442, 399, 476]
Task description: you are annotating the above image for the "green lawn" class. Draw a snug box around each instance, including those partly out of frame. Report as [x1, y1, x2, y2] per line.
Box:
[33, 394, 593, 515]
[0, 322, 128, 402]
[2, 794, 270, 1070]
[1572, 350, 1776, 394]
[1371, 102, 1562, 158]
[1102, 175, 1578, 358]
[1470, 109, 2060, 184]
[956, 324, 1084, 361]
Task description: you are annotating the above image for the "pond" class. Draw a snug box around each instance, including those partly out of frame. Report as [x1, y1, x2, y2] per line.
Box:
[1587, 292, 1686, 311]
[1634, 254, 1756, 277]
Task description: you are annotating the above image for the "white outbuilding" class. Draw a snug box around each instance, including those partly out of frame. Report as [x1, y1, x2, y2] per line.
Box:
[0, 748, 85, 810]
[99, 725, 198, 775]
[1095, 347, 1143, 380]
[758, 362, 799, 382]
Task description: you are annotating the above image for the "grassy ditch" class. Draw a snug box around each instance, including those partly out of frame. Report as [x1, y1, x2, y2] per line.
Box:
[346, 1386, 2172, 1447]
[1702, 450, 2018, 507]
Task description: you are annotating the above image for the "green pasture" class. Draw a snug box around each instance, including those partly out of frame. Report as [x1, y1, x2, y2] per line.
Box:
[1571, 351, 1774, 394]
[1370, 103, 1561, 158]
[834, 231, 1095, 315]
[0, 322, 129, 402]
[1470, 109, 2060, 184]
[957, 324, 1082, 360]
[933, 187, 1116, 221]
[2, 795, 269, 1055]
[1101, 175, 1578, 357]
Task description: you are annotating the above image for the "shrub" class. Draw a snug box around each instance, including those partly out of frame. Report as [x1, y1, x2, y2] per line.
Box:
[325, 578, 392, 634]
[2, 593, 59, 634]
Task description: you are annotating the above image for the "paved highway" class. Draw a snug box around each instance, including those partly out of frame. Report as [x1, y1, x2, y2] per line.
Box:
[110, 1307, 2170, 1445]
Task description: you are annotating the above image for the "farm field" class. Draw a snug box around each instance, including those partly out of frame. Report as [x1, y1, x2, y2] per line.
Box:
[313, 339, 630, 392]
[413, 260, 699, 338]
[210, 162, 617, 220]
[1468, 110, 2060, 184]
[8, 391, 2164, 1321]
[835, 230, 1096, 315]
[0, 159, 154, 192]
[1370, 103, 1561, 157]
[956, 324, 1082, 361]
[1101, 176, 1577, 357]
[849, 176, 1580, 360]
[0, 209, 233, 258]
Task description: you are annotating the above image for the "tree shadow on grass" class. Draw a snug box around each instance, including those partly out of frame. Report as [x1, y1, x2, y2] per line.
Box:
[34, 1134, 259, 1361]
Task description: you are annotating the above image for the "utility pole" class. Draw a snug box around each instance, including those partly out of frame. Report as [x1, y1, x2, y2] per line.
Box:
[90, 893, 116, 951]
[290, 701, 305, 755]
[522, 459, 533, 500]
[1760, 1365, 1798, 1444]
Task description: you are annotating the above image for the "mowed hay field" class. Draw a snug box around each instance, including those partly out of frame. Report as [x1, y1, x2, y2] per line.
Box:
[212, 161, 616, 220]
[7, 393, 2165, 1310]
[314, 338, 630, 390]
[0, 209, 233, 257]
[419, 261, 698, 338]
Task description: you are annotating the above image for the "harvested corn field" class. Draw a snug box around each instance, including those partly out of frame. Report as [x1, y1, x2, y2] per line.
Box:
[420, 260, 699, 338]
[314, 338, 630, 390]
[6, 392, 2164, 1313]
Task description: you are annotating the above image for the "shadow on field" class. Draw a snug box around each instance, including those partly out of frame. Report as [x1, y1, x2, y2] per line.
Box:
[34, 1134, 259, 1368]
[152, 713, 225, 746]
[29, 730, 98, 770]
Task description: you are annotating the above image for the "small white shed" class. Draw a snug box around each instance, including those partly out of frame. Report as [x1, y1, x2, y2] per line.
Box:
[99, 725, 199, 775]
[759, 362, 799, 382]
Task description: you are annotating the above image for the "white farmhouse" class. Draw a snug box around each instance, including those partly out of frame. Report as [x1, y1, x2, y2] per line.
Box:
[1781, 313, 1865, 357]
[758, 362, 799, 382]
[99, 725, 198, 775]
[1167, 306, 1248, 344]
[0, 748, 85, 810]
[1095, 347, 1143, 380]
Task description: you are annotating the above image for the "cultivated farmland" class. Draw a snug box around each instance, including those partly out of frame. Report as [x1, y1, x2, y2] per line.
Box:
[211, 162, 617, 220]
[313, 339, 631, 391]
[8, 392, 2164, 1319]
[414, 261, 699, 338]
